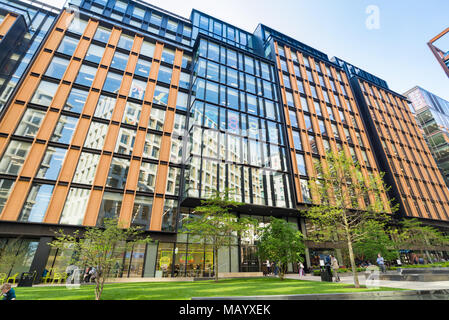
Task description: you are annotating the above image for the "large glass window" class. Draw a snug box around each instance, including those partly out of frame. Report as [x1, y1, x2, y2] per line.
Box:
[166, 167, 181, 195]
[36, 146, 67, 180]
[85, 44, 105, 64]
[143, 133, 161, 160]
[134, 58, 152, 78]
[64, 88, 88, 114]
[296, 153, 307, 176]
[131, 196, 153, 229]
[157, 66, 172, 84]
[122, 101, 142, 126]
[111, 51, 129, 70]
[84, 122, 109, 150]
[0, 140, 32, 175]
[19, 184, 54, 223]
[103, 72, 123, 94]
[59, 187, 91, 225]
[176, 92, 188, 111]
[75, 65, 97, 87]
[115, 128, 136, 155]
[129, 79, 147, 100]
[148, 108, 165, 131]
[14, 108, 46, 138]
[67, 17, 88, 35]
[97, 192, 123, 226]
[51, 115, 78, 145]
[179, 72, 190, 90]
[57, 36, 78, 56]
[140, 41, 155, 58]
[161, 199, 178, 232]
[153, 85, 169, 106]
[30, 81, 58, 106]
[94, 95, 116, 120]
[72, 152, 101, 185]
[93, 26, 111, 43]
[292, 130, 302, 150]
[137, 162, 157, 192]
[106, 158, 129, 189]
[161, 48, 175, 65]
[117, 34, 135, 51]
[45, 56, 69, 79]
[0, 179, 15, 216]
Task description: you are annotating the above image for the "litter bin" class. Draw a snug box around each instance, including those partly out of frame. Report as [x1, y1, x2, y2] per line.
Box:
[320, 266, 332, 282]
[18, 271, 36, 287]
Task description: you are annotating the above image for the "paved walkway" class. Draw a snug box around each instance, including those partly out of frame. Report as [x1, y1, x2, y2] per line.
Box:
[285, 274, 449, 291]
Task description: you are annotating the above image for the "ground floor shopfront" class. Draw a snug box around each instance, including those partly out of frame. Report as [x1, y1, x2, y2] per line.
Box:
[0, 213, 302, 282]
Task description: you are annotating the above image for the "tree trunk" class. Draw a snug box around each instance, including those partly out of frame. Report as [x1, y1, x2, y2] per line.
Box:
[214, 247, 219, 283]
[346, 236, 360, 288]
[343, 213, 359, 288]
[95, 278, 101, 300]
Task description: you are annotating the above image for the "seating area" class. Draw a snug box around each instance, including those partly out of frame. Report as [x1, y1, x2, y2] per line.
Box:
[41, 269, 68, 284]
[0, 272, 20, 285]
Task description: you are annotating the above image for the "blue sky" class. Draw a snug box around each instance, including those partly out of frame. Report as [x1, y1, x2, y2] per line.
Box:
[49, 0, 449, 100]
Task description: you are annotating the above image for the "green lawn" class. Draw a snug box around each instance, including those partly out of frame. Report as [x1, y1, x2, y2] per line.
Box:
[15, 278, 403, 300]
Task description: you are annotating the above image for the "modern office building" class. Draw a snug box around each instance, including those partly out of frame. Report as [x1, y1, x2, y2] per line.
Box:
[0, 0, 448, 281]
[405, 86, 449, 188]
[428, 27, 449, 78]
[335, 59, 449, 223]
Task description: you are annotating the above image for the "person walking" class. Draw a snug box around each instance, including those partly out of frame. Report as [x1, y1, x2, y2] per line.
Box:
[377, 253, 386, 273]
[1, 283, 16, 300]
[298, 261, 305, 278]
[266, 260, 271, 275]
[330, 255, 340, 282]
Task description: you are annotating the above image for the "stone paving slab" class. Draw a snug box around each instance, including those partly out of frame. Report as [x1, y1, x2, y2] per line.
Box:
[284, 274, 449, 291]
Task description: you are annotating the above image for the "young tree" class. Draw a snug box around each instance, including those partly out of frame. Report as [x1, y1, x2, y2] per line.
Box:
[257, 218, 305, 280]
[181, 190, 257, 283]
[50, 219, 152, 300]
[303, 150, 397, 288]
[353, 220, 397, 263]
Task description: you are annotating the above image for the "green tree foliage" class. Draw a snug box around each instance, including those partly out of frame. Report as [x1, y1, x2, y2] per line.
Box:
[257, 218, 305, 280]
[181, 190, 257, 282]
[0, 238, 26, 276]
[353, 220, 397, 263]
[50, 219, 152, 300]
[303, 150, 397, 288]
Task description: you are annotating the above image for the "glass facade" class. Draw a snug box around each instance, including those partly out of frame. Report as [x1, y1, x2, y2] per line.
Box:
[406, 86, 449, 188]
[0, 0, 448, 280]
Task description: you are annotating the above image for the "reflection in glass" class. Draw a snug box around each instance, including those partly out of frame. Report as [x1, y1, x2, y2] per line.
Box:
[30, 80, 58, 106]
[72, 152, 100, 185]
[51, 115, 78, 145]
[143, 133, 161, 160]
[131, 196, 153, 229]
[19, 184, 54, 223]
[94, 95, 116, 120]
[115, 128, 136, 155]
[84, 122, 109, 150]
[36, 146, 67, 180]
[14, 108, 46, 138]
[137, 162, 157, 192]
[122, 102, 142, 126]
[106, 158, 130, 189]
[64, 88, 88, 114]
[97, 192, 123, 226]
[60, 188, 91, 225]
[0, 140, 31, 175]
